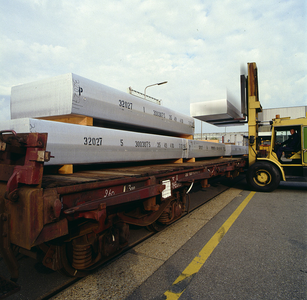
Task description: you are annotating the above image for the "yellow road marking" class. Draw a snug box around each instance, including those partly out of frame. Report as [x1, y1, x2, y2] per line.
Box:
[163, 191, 256, 300]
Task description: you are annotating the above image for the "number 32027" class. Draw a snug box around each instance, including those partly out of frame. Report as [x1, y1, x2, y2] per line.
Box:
[84, 137, 103, 146]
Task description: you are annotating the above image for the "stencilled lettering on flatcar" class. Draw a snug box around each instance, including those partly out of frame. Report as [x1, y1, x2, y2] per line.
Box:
[104, 189, 115, 197]
[171, 175, 181, 189]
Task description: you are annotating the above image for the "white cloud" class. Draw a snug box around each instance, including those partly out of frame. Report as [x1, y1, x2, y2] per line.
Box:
[0, 0, 306, 131]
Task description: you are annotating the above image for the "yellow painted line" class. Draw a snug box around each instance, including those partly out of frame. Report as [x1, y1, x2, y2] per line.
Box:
[163, 191, 256, 300]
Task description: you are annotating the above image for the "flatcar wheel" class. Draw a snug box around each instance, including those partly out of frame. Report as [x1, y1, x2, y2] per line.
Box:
[56, 243, 88, 278]
[146, 222, 167, 232]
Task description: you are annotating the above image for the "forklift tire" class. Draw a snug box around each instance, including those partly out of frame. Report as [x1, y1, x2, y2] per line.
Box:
[246, 161, 281, 192]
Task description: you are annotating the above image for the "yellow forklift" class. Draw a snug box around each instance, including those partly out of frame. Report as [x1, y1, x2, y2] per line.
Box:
[244, 62, 307, 191]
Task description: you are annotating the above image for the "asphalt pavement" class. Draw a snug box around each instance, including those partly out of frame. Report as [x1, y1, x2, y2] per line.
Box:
[126, 181, 307, 300]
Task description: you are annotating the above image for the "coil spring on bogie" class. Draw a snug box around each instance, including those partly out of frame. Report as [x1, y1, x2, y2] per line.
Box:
[158, 211, 170, 223]
[72, 244, 92, 269]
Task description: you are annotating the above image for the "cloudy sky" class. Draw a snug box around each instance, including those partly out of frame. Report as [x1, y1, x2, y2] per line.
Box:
[0, 0, 306, 133]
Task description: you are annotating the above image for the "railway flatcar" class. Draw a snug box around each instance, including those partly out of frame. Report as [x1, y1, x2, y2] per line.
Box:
[0, 130, 247, 280]
[0, 74, 247, 282]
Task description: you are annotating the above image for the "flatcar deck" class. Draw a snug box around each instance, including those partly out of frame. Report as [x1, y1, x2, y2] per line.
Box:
[42, 157, 246, 189]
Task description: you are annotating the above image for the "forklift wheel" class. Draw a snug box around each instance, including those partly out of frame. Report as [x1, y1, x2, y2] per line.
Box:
[246, 161, 281, 192]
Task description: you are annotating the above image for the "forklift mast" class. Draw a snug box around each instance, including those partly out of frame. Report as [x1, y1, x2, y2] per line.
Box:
[246, 62, 262, 166]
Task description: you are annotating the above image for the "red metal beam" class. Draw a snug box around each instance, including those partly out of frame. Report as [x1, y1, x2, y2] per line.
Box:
[64, 184, 165, 214]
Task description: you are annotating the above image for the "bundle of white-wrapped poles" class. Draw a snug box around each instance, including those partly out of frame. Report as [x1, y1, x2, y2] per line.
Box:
[0, 74, 247, 165]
